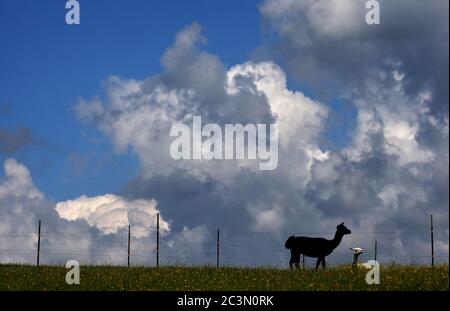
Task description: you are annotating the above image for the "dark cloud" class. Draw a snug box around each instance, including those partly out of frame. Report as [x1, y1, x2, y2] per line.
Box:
[148, 22, 275, 126]
[0, 126, 34, 153]
[260, 0, 449, 115]
[258, 0, 448, 259]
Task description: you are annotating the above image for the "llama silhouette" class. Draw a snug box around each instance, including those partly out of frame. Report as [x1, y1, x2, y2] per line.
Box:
[285, 222, 351, 270]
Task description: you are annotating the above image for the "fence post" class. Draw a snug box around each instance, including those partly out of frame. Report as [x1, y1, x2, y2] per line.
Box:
[430, 214, 434, 267]
[216, 229, 220, 268]
[36, 219, 41, 267]
[156, 213, 160, 267]
[374, 240, 377, 261]
[127, 225, 131, 267]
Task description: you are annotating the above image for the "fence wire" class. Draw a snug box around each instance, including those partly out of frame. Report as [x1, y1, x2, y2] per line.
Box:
[0, 223, 448, 267]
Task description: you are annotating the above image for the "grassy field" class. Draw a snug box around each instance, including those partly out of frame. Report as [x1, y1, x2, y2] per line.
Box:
[0, 264, 448, 291]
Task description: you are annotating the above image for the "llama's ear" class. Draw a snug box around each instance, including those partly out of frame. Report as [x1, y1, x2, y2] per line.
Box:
[340, 222, 344, 225]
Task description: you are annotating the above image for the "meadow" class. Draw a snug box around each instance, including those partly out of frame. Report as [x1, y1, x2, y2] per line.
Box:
[0, 264, 448, 291]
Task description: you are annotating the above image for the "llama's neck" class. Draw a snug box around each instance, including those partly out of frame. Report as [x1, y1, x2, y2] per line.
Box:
[331, 231, 344, 249]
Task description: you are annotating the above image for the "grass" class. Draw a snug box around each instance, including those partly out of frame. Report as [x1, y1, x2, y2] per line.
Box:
[0, 264, 448, 291]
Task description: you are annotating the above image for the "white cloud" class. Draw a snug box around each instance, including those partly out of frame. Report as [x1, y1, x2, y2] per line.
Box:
[0, 158, 172, 265]
[56, 194, 169, 238]
[377, 184, 406, 211]
[72, 19, 448, 265]
[226, 61, 328, 148]
[260, 0, 364, 42]
[76, 42, 328, 188]
[249, 205, 285, 231]
[384, 120, 434, 165]
[164, 225, 212, 265]
[0, 158, 43, 200]
[0, 158, 93, 264]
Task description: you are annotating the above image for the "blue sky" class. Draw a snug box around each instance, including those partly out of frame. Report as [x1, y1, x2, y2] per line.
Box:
[1, 0, 356, 201]
[0, 0, 268, 201]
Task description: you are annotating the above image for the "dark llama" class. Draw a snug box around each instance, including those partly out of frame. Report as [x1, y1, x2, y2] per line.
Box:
[285, 222, 351, 270]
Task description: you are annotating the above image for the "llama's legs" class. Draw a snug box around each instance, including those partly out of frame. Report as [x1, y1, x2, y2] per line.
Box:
[290, 250, 300, 270]
[315, 258, 321, 270]
[289, 251, 295, 269]
[295, 252, 301, 269]
[321, 258, 326, 268]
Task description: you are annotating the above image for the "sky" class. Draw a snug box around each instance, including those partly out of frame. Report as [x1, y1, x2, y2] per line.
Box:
[0, 0, 448, 267]
[0, 0, 263, 200]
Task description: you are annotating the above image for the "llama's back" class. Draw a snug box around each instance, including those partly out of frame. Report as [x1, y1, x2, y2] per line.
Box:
[294, 236, 332, 258]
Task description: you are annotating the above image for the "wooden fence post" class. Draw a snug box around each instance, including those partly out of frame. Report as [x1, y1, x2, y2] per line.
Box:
[36, 219, 41, 267]
[127, 225, 131, 267]
[156, 213, 160, 267]
[374, 240, 377, 261]
[216, 229, 220, 268]
[430, 214, 434, 267]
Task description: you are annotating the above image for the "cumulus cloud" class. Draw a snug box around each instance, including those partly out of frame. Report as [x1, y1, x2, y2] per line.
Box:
[0, 158, 43, 200]
[0, 158, 177, 265]
[2, 2, 446, 268]
[71, 16, 449, 265]
[162, 225, 213, 265]
[260, 0, 448, 110]
[75, 24, 328, 186]
[0, 158, 90, 263]
[259, 0, 448, 260]
[56, 194, 169, 238]
[74, 23, 334, 247]
[0, 157, 221, 266]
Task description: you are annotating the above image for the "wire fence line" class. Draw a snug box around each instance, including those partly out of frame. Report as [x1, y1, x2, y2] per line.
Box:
[0, 216, 448, 268]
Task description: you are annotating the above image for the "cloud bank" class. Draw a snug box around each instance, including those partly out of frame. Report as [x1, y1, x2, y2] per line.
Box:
[1, 1, 448, 266]
[74, 12, 447, 265]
